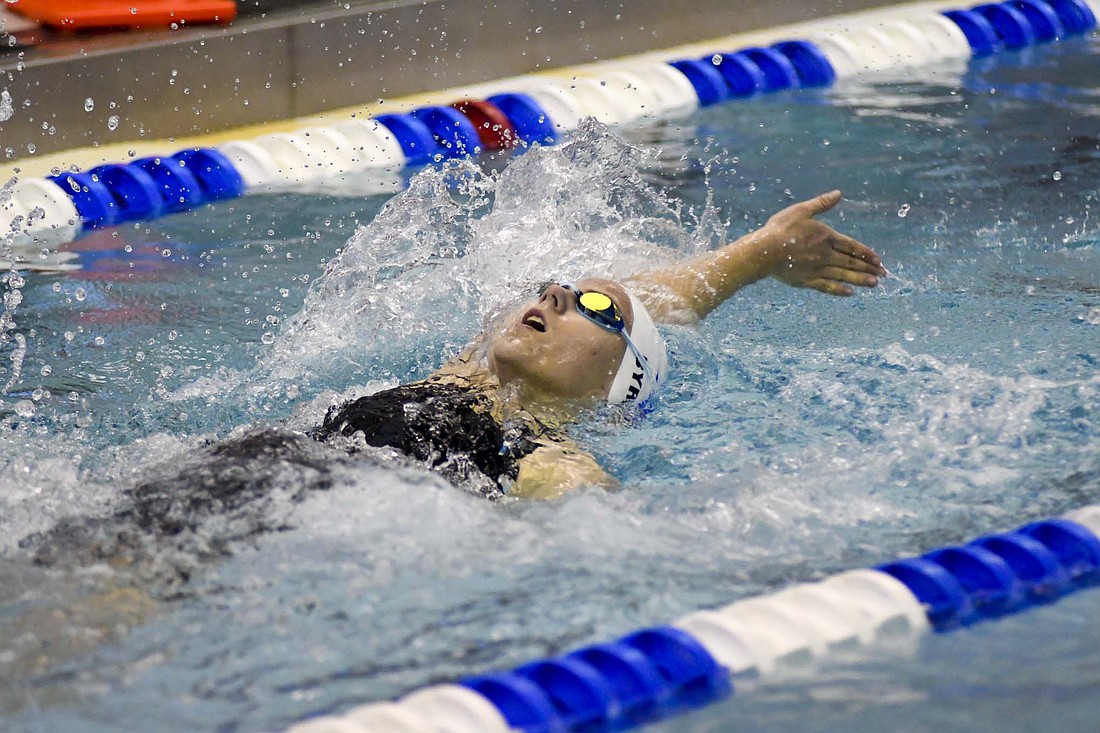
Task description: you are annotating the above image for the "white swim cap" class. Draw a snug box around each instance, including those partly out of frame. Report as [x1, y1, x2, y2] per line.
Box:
[607, 289, 667, 404]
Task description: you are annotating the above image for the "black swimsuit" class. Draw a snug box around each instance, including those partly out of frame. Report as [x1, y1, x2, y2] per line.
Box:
[310, 381, 541, 491]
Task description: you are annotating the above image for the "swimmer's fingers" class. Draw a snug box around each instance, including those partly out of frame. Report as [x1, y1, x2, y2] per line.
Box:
[816, 265, 880, 290]
[831, 235, 885, 273]
[829, 247, 886, 276]
[804, 277, 855, 296]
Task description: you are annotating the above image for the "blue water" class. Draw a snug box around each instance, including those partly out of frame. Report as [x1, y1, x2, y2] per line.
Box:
[1, 36, 1098, 733]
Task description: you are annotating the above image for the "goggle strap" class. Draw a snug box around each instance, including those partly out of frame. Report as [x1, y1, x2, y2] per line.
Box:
[621, 328, 655, 384]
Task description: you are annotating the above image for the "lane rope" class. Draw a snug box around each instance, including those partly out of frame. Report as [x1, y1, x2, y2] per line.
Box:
[279, 505, 1100, 732]
[2, 0, 1095, 263]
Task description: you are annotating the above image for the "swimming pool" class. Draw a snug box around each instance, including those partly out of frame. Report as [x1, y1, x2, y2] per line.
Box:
[1, 21, 1098, 733]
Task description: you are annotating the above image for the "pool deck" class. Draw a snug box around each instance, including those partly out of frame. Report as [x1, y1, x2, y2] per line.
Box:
[0, 0, 906, 164]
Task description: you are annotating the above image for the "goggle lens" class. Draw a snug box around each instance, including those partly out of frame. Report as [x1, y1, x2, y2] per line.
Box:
[578, 291, 614, 316]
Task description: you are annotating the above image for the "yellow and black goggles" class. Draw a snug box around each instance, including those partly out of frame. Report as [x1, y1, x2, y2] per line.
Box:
[538, 282, 625, 332]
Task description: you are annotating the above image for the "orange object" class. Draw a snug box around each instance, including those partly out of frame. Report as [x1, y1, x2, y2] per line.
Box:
[8, 0, 236, 30]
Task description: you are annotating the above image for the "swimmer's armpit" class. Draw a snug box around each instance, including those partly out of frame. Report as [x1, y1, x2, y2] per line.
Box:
[629, 191, 887, 321]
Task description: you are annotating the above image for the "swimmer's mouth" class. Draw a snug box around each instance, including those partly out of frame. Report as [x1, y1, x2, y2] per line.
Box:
[521, 308, 546, 332]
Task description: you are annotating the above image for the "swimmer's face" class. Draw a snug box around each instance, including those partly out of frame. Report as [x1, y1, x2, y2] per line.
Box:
[488, 278, 633, 401]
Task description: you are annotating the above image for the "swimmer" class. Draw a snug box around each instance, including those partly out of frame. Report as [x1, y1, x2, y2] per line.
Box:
[309, 188, 885, 499]
[24, 188, 884, 563]
[26, 189, 883, 570]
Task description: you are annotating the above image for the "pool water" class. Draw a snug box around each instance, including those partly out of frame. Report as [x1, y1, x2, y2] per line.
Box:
[1, 35, 1099, 733]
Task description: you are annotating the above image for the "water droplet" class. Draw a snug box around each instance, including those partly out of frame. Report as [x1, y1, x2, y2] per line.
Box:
[261, 332, 275, 345]
[73, 287, 86, 301]
[0, 90, 13, 122]
[13, 400, 34, 418]
[84, 97, 94, 112]
[168, 330, 178, 341]
[1052, 170, 1062, 181]
[135, 351, 145, 362]
[64, 331, 75, 341]
[903, 330, 916, 341]
[40, 365, 52, 377]
[31, 388, 45, 402]
[1085, 307, 1100, 326]
[107, 115, 120, 131]
[897, 204, 911, 218]
[94, 336, 105, 346]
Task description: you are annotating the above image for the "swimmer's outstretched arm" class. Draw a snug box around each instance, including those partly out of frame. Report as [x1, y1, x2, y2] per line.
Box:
[631, 191, 886, 321]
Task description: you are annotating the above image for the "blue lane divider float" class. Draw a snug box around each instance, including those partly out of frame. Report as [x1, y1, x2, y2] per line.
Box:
[374, 113, 442, 166]
[46, 171, 116, 230]
[174, 147, 247, 201]
[87, 164, 164, 222]
[974, 2, 1040, 47]
[9, 0, 1097, 250]
[1009, 0, 1068, 40]
[943, 8, 1008, 54]
[280, 505, 1100, 732]
[669, 58, 732, 106]
[773, 40, 837, 87]
[131, 156, 207, 213]
[486, 92, 560, 145]
[410, 106, 483, 158]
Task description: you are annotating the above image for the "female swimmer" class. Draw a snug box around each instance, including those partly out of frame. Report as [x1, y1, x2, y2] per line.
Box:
[308, 188, 884, 499]
[28, 189, 885, 573]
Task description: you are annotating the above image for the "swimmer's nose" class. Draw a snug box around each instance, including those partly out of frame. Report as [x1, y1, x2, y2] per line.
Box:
[540, 283, 572, 315]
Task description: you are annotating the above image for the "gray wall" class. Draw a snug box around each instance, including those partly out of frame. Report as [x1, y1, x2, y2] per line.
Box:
[0, 0, 900, 158]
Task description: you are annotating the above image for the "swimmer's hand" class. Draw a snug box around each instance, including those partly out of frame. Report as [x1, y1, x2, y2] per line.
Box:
[628, 190, 885, 322]
[758, 190, 886, 296]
